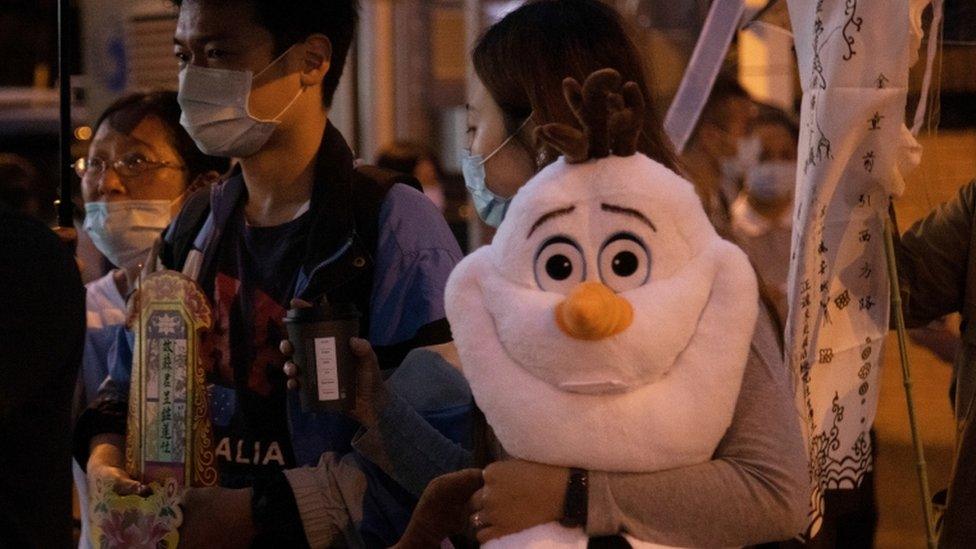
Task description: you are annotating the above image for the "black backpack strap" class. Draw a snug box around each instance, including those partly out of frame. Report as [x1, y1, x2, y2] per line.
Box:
[350, 164, 423, 249]
[347, 165, 426, 369]
[160, 186, 213, 271]
[354, 164, 422, 193]
[162, 167, 419, 275]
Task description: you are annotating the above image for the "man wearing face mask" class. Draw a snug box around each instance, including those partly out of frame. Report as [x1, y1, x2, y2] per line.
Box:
[73, 91, 228, 548]
[73, 1, 465, 547]
[729, 107, 799, 323]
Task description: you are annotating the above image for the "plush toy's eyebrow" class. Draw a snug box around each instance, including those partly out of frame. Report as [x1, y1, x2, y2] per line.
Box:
[528, 205, 576, 238]
[601, 203, 657, 232]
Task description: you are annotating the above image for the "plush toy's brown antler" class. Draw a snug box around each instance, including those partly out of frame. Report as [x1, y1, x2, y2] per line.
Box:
[609, 81, 645, 156]
[535, 68, 645, 164]
[577, 69, 619, 158]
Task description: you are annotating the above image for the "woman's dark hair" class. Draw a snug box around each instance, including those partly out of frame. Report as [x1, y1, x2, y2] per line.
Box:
[472, 0, 679, 171]
[94, 91, 229, 181]
[170, 0, 358, 108]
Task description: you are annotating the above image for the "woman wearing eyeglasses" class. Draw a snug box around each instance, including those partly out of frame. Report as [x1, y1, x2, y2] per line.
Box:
[72, 91, 227, 548]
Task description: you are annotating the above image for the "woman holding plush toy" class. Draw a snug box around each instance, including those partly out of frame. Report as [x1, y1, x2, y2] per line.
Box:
[283, 1, 809, 547]
[401, 1, 811, 547]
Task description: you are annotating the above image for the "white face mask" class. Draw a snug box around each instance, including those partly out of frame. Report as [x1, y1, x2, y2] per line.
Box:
[744, 161, 796, 204]
[83, 200, 176, 271]
[178, 47, 304, 158]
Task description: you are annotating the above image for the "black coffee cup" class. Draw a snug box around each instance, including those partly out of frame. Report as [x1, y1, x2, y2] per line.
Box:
[284, 299, 361, 412]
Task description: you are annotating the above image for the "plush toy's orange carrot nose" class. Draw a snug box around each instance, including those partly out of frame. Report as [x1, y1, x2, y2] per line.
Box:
[555, 281, 633, 341]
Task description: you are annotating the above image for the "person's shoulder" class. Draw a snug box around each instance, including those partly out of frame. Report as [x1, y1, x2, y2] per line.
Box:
[0, 206, 83, 307]
[906, 178, 976, 240]
[956, 178, 976, 209]
[378, 183, 461, 258]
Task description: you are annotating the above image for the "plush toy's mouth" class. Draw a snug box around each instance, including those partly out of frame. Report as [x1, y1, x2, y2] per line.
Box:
[556, 379, 631, 394]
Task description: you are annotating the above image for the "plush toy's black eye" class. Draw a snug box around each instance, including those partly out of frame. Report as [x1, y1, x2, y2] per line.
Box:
[534, 236, 585, 294]
[546, 254, 574, 280]
[612, 251, 639, 277]
[599, 233, 650, 292]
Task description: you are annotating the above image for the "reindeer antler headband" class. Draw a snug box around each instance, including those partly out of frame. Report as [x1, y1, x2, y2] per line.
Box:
[535, 68, 645, 164]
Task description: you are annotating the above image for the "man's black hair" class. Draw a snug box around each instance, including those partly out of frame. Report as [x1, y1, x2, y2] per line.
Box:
[95, 91, 230, 179]
[171, 0, 359, 108]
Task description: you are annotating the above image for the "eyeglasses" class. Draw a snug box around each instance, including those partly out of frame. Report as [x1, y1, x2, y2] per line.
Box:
[73, 152, 186, 180]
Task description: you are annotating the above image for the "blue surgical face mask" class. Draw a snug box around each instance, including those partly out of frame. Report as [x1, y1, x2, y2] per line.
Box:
[745, 160, 796, 204]
[83, 198, 179, 271]
[461, 150, 510, 228]
[461, 115, 533, 228]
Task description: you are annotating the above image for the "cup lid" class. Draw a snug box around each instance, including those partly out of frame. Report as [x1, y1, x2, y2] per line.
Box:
[285, 298, 360, 322]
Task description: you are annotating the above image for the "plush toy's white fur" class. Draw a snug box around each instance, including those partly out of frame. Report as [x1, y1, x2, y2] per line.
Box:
[444, 154, 758, 546]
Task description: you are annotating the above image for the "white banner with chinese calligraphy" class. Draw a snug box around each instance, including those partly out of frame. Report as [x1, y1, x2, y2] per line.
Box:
[784, 0, 926, 537]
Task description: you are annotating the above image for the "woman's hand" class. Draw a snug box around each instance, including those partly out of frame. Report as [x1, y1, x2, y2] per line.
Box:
[280, 299, 390, 428]
[469, 460, 570, 543]
[394, 469, 484, 548]
[87, 434, 152, 498]
[86, 462, 148, 497]
[343, 337, 391, 427]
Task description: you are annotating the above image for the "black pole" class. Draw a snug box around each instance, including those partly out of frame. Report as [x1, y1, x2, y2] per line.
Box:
[58, 0, 73, 228]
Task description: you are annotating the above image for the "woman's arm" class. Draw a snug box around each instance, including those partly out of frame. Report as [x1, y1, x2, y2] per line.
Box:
[351, 348, 475, 497]
[73, 326, 133, 469]
[473, 308, 809, 547]
[584, 310, 809, 546]
[896, 179, 976, 327]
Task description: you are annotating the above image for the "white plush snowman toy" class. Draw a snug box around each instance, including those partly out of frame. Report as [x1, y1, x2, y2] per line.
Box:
[444, 69, 759, 548]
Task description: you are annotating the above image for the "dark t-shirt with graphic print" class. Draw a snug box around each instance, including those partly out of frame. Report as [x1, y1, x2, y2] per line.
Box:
[206, 207, 309, 487]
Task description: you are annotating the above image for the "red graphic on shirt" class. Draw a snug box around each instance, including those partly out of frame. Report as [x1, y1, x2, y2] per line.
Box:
[205, 272, 288, 396]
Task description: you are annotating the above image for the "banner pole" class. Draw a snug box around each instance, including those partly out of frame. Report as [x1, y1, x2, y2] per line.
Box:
[883, 217, 937, 549]
[57, 0, 73, 228]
